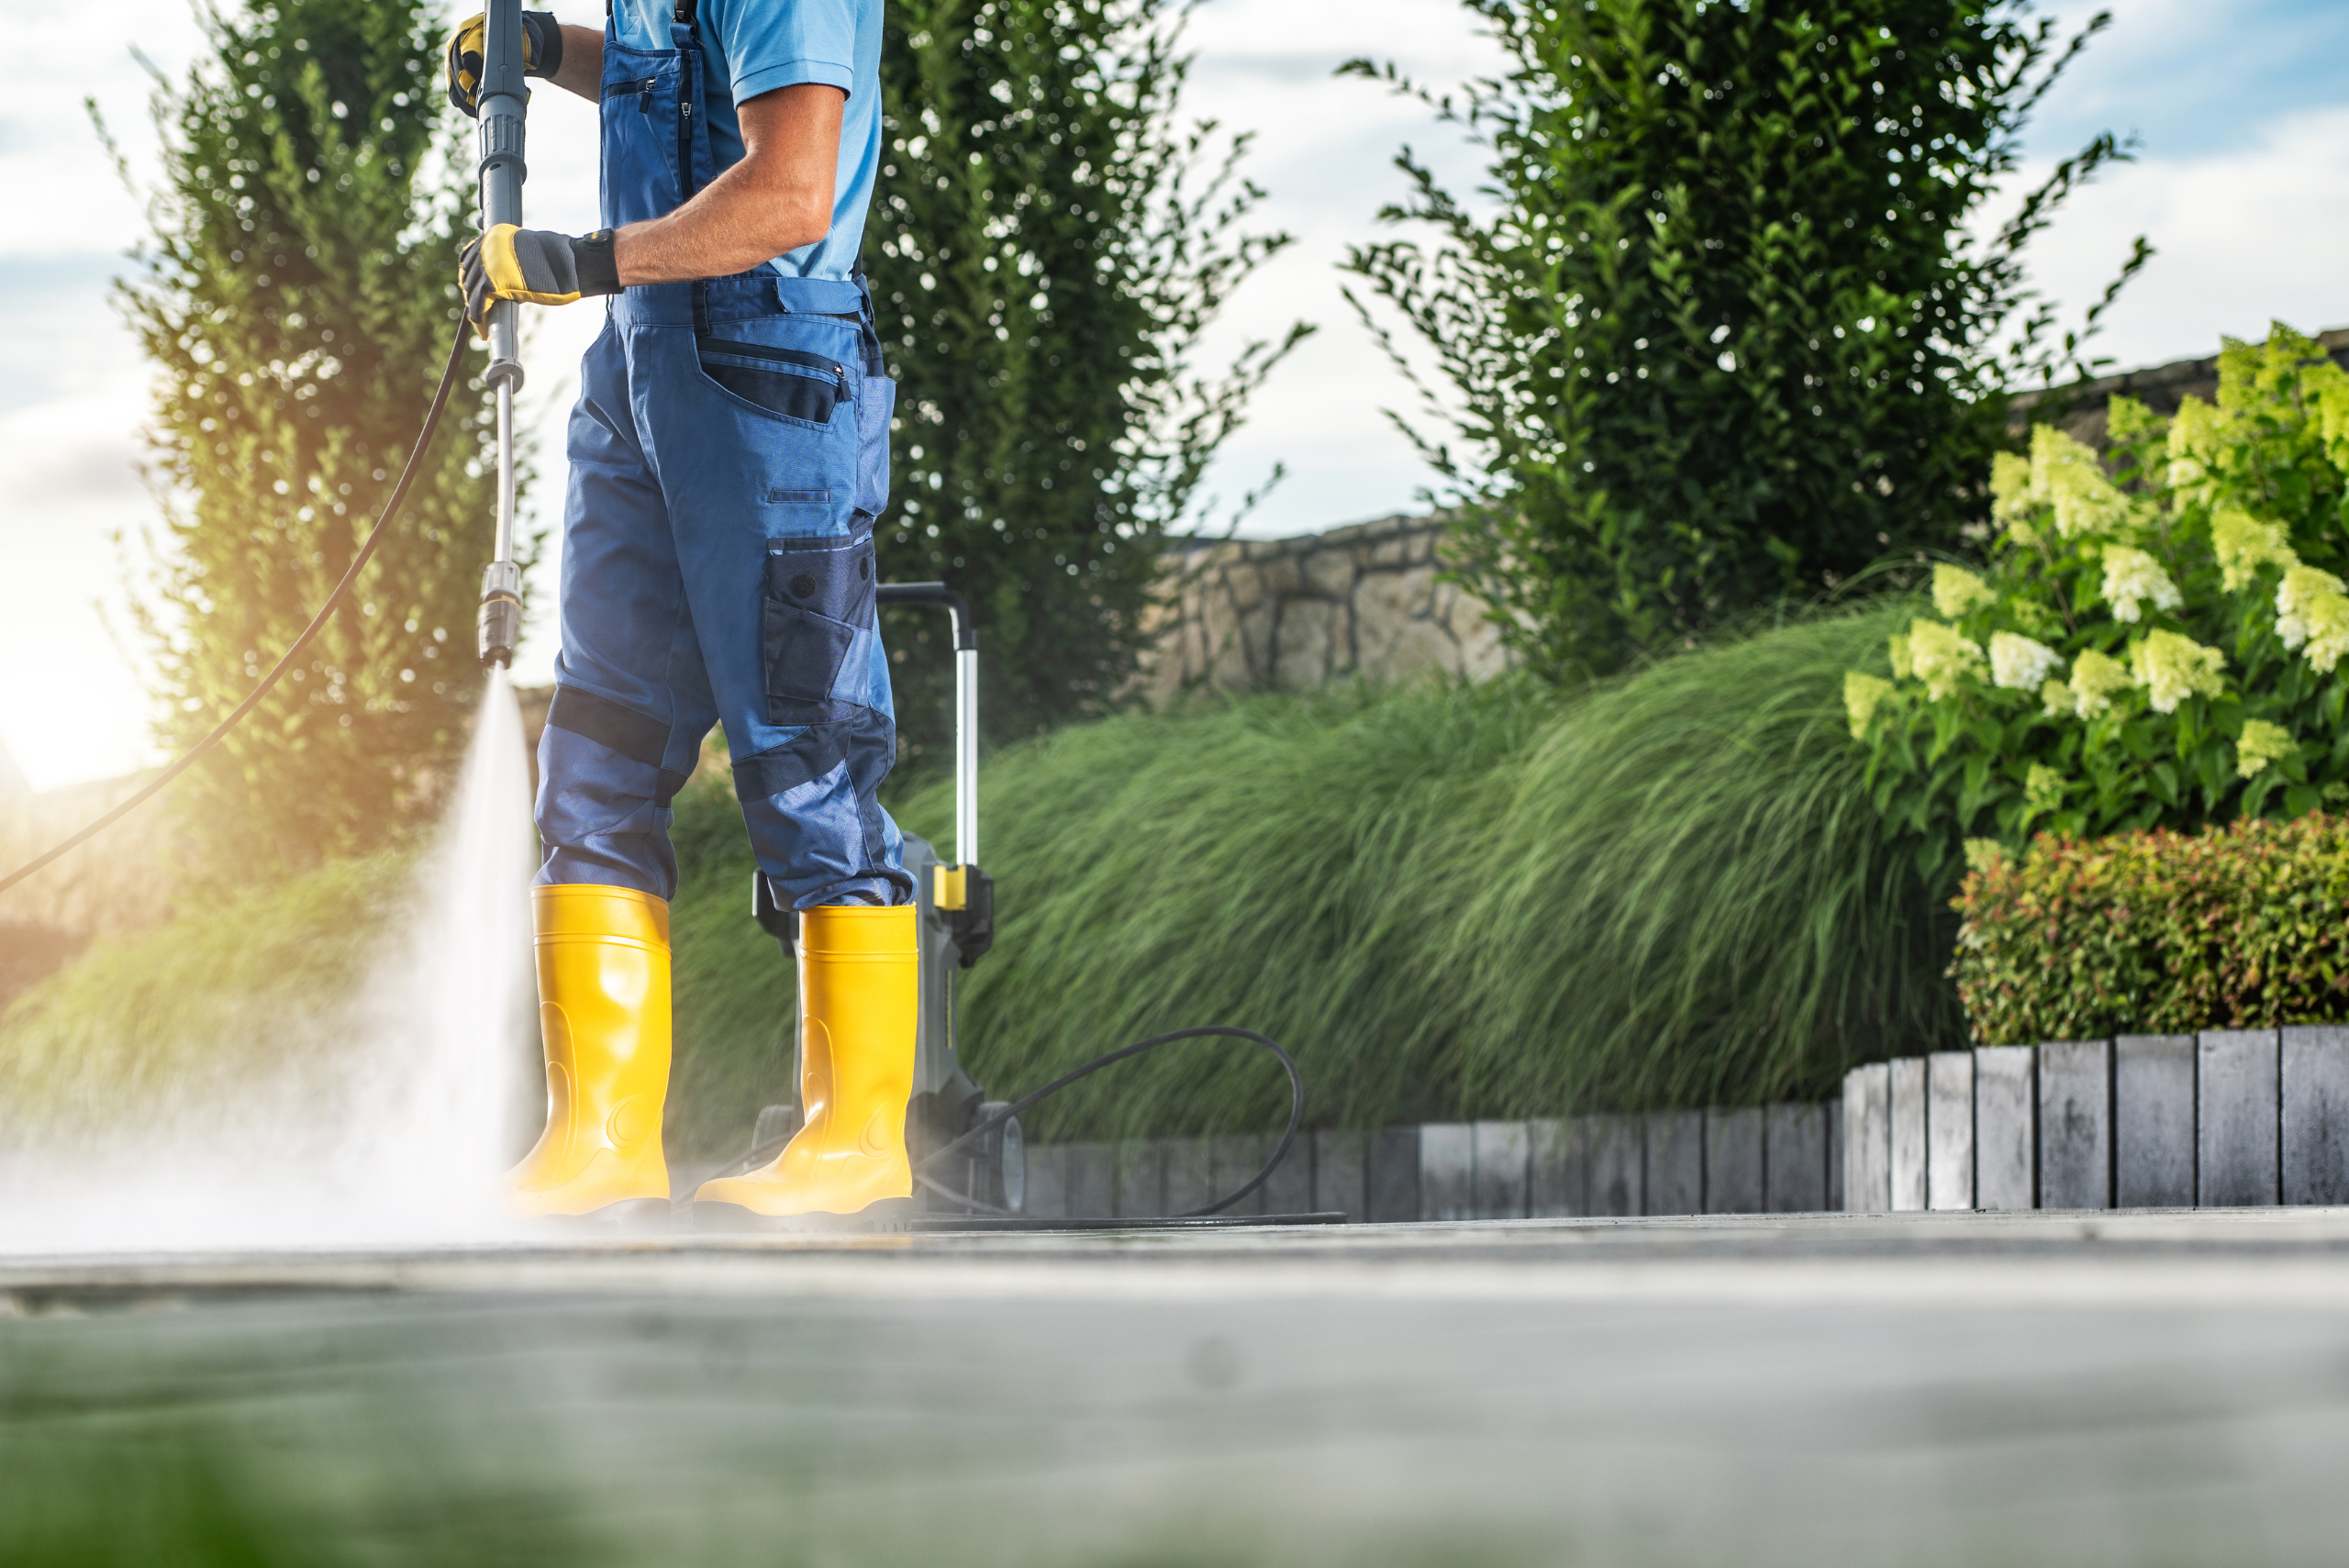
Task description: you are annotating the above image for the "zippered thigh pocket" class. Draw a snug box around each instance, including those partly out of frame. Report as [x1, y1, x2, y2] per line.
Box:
[698, 335, 851, 427]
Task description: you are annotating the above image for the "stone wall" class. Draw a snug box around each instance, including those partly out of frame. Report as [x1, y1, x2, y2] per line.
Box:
[2010, 326, 2349, 446]
[1130, 513, 1513, 704]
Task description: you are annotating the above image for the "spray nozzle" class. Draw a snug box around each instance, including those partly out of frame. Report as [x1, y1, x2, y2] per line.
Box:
[478, 559, 522, 669]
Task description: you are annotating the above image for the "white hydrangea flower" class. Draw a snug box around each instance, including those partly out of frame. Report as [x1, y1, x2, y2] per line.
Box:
[2235, 718, 2295, 779]
[2277, 562, 2349, 673]
[2165, 396, 2232, 498]
[1932, 563, 1998, 619]
[2068, 649, 2135, 717]
[2210, 507, 2297, 593]
[2130, 629, 2226, 715]
[2040, 677, 2076, 717]
[1989, 450, 2039, 542]
[1988, 631, 2062, 691]
[1907, 618, 1986, 701]
[2033, 424, 2137, 539]
[2099, 545, 2182, 623]
[1887, 631, 1912, 680]
[1843, 672, 1893, 740]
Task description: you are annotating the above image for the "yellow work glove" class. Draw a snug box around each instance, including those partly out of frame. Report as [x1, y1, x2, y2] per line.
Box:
[446, 10, 564, 117]
[459, 226, 622, 336]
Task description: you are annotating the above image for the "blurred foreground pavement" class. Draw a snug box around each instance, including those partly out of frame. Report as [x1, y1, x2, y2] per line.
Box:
[6, 1209, 2349, 1565]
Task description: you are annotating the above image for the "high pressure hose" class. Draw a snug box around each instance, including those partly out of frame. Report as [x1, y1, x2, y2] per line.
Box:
[0, 324, 473, 898]
[683, 1026, 1309, 1222]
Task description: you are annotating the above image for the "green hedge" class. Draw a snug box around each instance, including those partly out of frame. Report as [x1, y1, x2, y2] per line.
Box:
[1952, 814, 2349, 1044]
[5, 603, 1966, 1162]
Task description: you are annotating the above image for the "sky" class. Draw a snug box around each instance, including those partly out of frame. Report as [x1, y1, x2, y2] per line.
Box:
[2, 0, 2346, 792]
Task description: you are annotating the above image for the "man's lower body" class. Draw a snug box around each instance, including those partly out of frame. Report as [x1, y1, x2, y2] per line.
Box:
[507, 274, 919, 1228]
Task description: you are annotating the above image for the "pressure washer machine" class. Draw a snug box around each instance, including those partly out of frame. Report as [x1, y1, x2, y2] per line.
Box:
[734, 584, 1029, 1220]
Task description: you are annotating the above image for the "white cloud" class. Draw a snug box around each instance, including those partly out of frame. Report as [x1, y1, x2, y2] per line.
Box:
[1993, 105, 2349, 371]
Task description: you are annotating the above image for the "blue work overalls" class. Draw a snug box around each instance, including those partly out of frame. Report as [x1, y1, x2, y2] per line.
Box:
[534, 3, 909, 908]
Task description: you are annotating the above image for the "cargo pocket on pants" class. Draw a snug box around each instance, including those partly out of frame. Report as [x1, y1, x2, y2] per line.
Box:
[764, 535, 876, 714]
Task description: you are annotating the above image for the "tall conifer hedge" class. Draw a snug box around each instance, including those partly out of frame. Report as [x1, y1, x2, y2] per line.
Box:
[107, 0, 501, 884]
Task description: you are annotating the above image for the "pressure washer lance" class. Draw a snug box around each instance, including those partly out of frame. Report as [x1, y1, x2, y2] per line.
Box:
[474, 0, 528, 670]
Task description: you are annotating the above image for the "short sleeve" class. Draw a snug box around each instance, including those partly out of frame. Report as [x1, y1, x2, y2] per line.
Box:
[715, 0, 858, 101]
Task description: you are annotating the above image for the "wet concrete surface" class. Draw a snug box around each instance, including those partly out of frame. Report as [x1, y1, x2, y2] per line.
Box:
[8, 1209, 2349, 1564]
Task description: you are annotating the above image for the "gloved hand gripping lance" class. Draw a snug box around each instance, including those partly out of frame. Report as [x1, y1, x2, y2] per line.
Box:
[473, 0, 529, 669]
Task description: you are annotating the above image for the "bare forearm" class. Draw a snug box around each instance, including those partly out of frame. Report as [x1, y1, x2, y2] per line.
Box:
[548, 23, 601, 101]
[611, 84, 842, 284]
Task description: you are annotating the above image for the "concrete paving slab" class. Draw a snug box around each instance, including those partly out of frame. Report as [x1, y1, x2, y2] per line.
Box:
[17, 1210, 2349, 1566]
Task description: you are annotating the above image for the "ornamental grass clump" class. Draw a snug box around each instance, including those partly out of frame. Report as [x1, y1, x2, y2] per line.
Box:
[1848, 324, 2349, 887]
[1952, 815, 2349, 1045]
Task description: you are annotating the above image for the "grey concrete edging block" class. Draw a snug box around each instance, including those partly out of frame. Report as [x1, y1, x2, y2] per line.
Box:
[1209, 1135, 1266, 1217]
[1765, 1102, 1827, 1213]
[1021, 1144, 1067, 1218]
[1263, 1127, 1315, 1216]
[1114, 1140, 1165, 1218]
[1529, 1118, 1585, 1218]
[2038, 1040, 2112, 1211]
[1927, 1051, 1975, 1211]
[1064, 1141, 1114, 1218]
[1974, 1046, 2035, 1212]
[1419, 1122, 1475, 1221]
[2115, 1034, 2194, 1208]
[1825, 1098, 1843, 1212]
[2199, 1029, 2279, 1207]
[1311, 1129, 1366, 1221]
[2284, 1026, 2349, 1206]
[1369, 1126, 1421, 1221]
[1890, 1057, 1928, 1211]
[1705, 1106, 1764, 1215]
[1843, 1063, 1891, 1213]
[1589, 1115, 1644, 1217]
[1163, 1138, 1213, 1217]
[1473, 1120, 1531, 1218]
[1644, 1110, 1702, 1217]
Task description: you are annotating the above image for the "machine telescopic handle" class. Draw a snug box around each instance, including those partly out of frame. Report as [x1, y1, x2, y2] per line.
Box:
[475, 0, 529, 668]
[875, 583, 978, 867]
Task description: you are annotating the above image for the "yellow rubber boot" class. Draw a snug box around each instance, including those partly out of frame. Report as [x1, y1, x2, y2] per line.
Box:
[695, 904, 917, 1230]
[506, 884, 672, 1220]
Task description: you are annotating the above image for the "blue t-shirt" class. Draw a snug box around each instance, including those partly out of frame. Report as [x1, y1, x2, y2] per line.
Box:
[610, 0, 881, 281]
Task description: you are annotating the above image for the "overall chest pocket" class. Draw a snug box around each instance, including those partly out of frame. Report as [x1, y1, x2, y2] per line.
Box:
[698, 336, 851, 427]
[763, 535, 874, 708]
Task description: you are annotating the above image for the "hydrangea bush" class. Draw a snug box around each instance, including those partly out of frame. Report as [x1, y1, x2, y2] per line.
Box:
[1847, 325, 2349, 884]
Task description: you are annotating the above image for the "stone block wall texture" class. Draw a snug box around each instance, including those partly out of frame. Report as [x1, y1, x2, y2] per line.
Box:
[1130, 514, 1513, 701]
